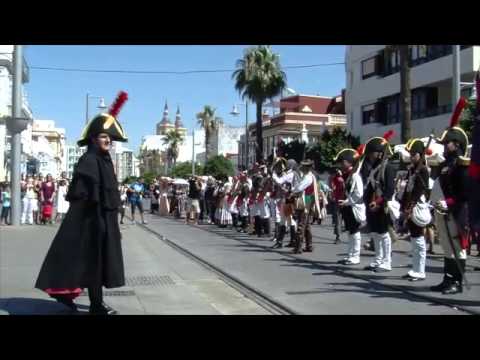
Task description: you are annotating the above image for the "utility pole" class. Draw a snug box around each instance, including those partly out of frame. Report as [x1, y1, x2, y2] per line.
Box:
[245, 102, 249, 170]
[9, 45, 26, 226]
[192, 129, 195, 176]
[452, 45, 461, 106]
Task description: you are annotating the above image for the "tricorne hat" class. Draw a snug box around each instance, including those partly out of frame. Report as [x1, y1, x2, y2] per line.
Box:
[78, 91, 128, 146]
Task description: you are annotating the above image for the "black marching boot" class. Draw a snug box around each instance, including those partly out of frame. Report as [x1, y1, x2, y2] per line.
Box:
[88, 285, 118, 315]
[442, 259, 464, 295]
[272, 225, 286, 249]
[286, 226, 296, 247]
[430, 258, 451, 292]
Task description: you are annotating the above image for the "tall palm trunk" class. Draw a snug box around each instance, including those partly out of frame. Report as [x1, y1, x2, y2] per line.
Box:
[255, 101, 263, 162]
[399, 45, 411, 143]
[205, 127, 210, 164]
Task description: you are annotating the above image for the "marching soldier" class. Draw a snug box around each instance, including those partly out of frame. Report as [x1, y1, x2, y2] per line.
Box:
[271, 158, 299, 249]
[400, 138, 431, 281]
[361, 130, 396, 272]
[291, 159, 320, 254]
[334, 148, 366, 265]
[430, 98, 472, 294]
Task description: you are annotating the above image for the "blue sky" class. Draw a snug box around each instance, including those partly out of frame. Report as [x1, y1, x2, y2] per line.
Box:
[24, 45, 346, 152]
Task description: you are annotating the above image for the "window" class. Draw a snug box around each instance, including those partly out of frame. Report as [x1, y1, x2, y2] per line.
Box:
[361, 57, 376, 79]
[362, 104, 376, 124]
[384, 95, 400, 124]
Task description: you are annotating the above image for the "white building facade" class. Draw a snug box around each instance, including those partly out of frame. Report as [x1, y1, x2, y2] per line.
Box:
[66, 144, 86, 179]
[345, 45, 480, 143]
[31, 120, 66, 178]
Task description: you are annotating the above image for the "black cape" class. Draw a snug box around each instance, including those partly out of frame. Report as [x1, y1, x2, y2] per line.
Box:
[35, 147, 125, 290]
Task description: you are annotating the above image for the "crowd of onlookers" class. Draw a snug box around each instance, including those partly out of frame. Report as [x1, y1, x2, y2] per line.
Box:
[0, 172, 70, 226]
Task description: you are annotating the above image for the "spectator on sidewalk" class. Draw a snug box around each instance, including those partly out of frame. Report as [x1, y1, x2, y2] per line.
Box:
[21, 176, 38, 225]
[40, 174, 56, 225]
[186, 176, 201, 225]
[128, 177, 147, 224]
[1, 183, 11, 225]
[55, 178, 70, 223]
[119, 185, 128, 224]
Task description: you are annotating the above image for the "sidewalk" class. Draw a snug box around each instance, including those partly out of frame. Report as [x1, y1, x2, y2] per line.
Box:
[0, 223, 269, 315]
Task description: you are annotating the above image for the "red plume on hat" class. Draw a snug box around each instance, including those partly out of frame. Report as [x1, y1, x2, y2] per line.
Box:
[425, 147, 433, 156]
[109, 91, 129, 118]
[382, 130, 395, 142]
[449, 97, 467, 128]
[357, 144, 366, 156]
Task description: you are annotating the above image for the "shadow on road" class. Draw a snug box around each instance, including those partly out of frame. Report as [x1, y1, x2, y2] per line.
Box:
[0, 297, 89, 315]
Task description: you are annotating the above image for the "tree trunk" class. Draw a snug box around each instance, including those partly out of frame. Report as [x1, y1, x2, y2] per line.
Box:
[399, 45, 411, 143]
[205, 127, 210, 165]
[255, 101, 263, 163]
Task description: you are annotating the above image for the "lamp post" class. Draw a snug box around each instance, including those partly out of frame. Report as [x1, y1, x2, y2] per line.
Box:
[85, 94, 108, 125]
[230, 102, 249, 170]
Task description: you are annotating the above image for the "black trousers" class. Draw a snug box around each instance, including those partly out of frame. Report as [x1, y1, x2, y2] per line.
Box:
[239, 215, 248, 230]
[232, 213, 239, 228]
[341, 206, 360, 235]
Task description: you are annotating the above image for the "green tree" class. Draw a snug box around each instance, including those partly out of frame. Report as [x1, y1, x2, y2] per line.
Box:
[306, 128, 360, 173]
[122, 175, 137, 185]
[204, 155, 234, 181]
[233, 45, 287, 162]
[141, 172, 157, 185]
[196, 105, 221, 162]
[460, 97, 476, 142]
[170, 161, 204, 179]
[162, 128, 185, 171]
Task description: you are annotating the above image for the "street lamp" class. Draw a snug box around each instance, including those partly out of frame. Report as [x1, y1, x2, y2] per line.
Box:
[85, 93, 108, 125]
[230, 102, 249, 170]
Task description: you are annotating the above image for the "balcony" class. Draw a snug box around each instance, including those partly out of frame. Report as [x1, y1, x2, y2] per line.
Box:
[412, 104, 452, 120]
[328, 114, 347, 126]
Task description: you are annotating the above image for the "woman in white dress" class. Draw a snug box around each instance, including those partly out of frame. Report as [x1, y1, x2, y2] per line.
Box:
[55, 179, 70, 222]
[158, 178, 170, 216]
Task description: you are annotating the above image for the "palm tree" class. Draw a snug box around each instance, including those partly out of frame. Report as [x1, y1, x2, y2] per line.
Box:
[232, 45, 286, 162]
[386, 45, 411, 143]
[196, 105, 221, 163]
[162, 129, 184, 172]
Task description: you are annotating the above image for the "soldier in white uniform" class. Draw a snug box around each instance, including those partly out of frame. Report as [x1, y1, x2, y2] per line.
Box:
[334, 148, 366, 265]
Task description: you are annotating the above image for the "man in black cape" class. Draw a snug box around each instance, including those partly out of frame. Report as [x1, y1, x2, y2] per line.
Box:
[35, 91, 129, 315]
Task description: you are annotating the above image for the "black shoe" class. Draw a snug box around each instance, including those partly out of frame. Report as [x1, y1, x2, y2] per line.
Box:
[442, 281, 463, 295]
[402, 274, 414, 280]
[334, 237, 341, 244]
[303, 247, 313, 253]
[430, 278, 449, 292]
[89, 303, 118, 315]
[286, 242, 295, 248]
[374, 267, 392, 273]
[364, 265, 377, 271]
[474, 267, 480, 271]
[272, 243, 283, 249]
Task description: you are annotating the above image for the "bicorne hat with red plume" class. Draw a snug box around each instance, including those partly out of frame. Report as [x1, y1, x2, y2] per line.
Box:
[364, 130, 395, 156]
[78, 91, 129, 146]
[437, 96, 469, 157]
